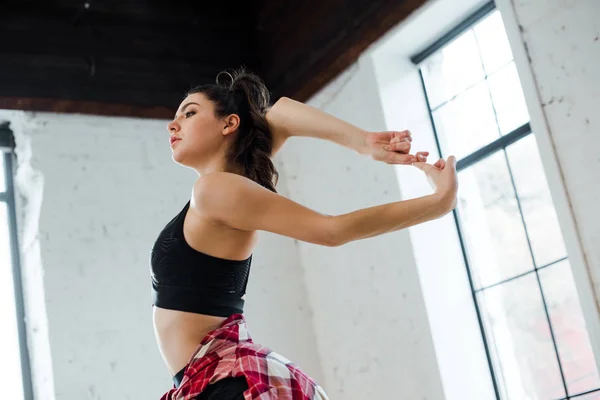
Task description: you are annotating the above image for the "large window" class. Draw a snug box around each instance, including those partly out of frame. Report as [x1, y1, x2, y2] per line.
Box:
[0, 122, 32, 400]
[412, 3, 600, 399]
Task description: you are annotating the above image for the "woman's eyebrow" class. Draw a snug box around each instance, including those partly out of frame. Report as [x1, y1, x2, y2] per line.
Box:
[174, 102, 200, 118]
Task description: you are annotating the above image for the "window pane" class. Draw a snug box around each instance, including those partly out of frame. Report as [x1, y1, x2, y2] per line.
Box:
[422, 30, 486, 109]
[506, 134, 567, 266]
[488, 62, 530, 135]
[0, 202, 24, 400]
[540, 260, 600, 395]
[473, 10, 514, 75]
[457, 151, 533, 288]
[477, 274, 566, 400]
[432, 81, 500, 160]
[0, 156, 6, 192]
[573, 390, 600, 399]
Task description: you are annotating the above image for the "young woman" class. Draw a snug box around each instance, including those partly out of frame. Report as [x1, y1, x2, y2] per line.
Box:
[153, 68, 457, 400]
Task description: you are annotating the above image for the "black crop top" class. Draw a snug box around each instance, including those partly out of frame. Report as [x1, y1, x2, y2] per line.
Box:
[149, 200, 252, 317]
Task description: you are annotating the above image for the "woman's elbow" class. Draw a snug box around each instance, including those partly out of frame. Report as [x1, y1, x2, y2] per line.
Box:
[320, 216, 346, 247]
[273, 96, 292, 107]
[269, 96, 292, 120]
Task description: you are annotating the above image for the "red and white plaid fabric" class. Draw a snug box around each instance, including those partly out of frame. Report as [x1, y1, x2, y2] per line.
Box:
[159, 314, 329, 400]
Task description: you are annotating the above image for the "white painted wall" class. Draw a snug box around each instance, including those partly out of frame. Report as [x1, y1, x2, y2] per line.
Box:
[0, 110, 323, 399]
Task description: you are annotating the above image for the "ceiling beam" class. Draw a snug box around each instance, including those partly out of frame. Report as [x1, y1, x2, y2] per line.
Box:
[0, 0, 427, 118]
[0, 97, 173, 119]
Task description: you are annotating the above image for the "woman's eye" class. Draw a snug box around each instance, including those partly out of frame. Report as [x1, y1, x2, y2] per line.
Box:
[185, 111, 195, 118]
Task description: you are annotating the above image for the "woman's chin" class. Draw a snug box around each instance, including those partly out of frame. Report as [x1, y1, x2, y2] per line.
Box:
[171, 151, 187, 166]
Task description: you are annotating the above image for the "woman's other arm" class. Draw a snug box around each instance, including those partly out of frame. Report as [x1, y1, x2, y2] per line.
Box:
[266, 97, 428, 164]
[193, 156, 457, 247]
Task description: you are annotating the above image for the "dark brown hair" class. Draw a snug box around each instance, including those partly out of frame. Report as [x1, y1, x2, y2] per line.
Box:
[186, 67, 278, 192]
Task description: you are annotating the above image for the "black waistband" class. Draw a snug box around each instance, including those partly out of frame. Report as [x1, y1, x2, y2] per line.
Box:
[173, 365, 187, 388]
[173, 365, 249, 398]
[152, 282, 245, 317]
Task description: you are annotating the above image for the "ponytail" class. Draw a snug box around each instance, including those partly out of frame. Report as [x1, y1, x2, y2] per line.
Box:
[227, 70, 278, 192]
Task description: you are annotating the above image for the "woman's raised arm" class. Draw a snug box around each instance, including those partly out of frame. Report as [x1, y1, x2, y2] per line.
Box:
[265, 97, 428, 164]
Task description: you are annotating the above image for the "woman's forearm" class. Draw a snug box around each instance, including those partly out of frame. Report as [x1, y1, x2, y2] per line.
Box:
[330, 194, 453, 246]
[266, 96, 368, 155]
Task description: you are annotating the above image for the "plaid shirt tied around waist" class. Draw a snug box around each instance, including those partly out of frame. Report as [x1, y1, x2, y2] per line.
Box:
[160, 314, 329, 400]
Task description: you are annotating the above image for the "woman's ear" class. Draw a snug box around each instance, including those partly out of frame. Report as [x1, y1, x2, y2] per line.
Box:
[222, 114, 240, 136]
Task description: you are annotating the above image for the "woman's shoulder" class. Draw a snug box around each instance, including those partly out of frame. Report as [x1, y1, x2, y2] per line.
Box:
[192, 172, 258, 216]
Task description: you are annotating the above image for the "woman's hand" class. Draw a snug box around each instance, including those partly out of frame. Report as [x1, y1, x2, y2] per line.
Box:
[412, 156, 458, 211]
[365, 130, 429, 165]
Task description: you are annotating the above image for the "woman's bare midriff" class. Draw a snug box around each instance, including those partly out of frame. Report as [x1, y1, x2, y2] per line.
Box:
[153, 306, 228, 376]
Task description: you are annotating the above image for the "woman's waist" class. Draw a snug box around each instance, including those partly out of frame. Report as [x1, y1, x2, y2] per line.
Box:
[154, 306, 226, 341]
[153, 306, 227, 373]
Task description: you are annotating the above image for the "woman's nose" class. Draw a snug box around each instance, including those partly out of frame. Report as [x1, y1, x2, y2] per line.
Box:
[167, 120, 179, 133]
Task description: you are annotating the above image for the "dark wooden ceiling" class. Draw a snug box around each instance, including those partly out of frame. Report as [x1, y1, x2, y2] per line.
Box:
[0, 0, 426, 119]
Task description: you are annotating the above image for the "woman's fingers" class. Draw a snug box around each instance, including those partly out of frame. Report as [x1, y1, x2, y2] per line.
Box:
[384, 152, 419, 165]
[392, 130, 411, 142]
[376, 129, 432, 165]
[412, 161, 436, 174]
[371, 130, 412, 145]
[390, 136, 412, 144]
[386, 141, 411, 153]
[384, 151, 428, 165]
[391, 131, 412, 144]
[415, 151, 429, 162]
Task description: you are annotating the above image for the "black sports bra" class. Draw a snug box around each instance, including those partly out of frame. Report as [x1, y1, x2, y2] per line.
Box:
[149, 200, 252, 317]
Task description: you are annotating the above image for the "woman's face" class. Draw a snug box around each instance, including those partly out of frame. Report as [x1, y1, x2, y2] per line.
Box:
[167, 92, 229, 168]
